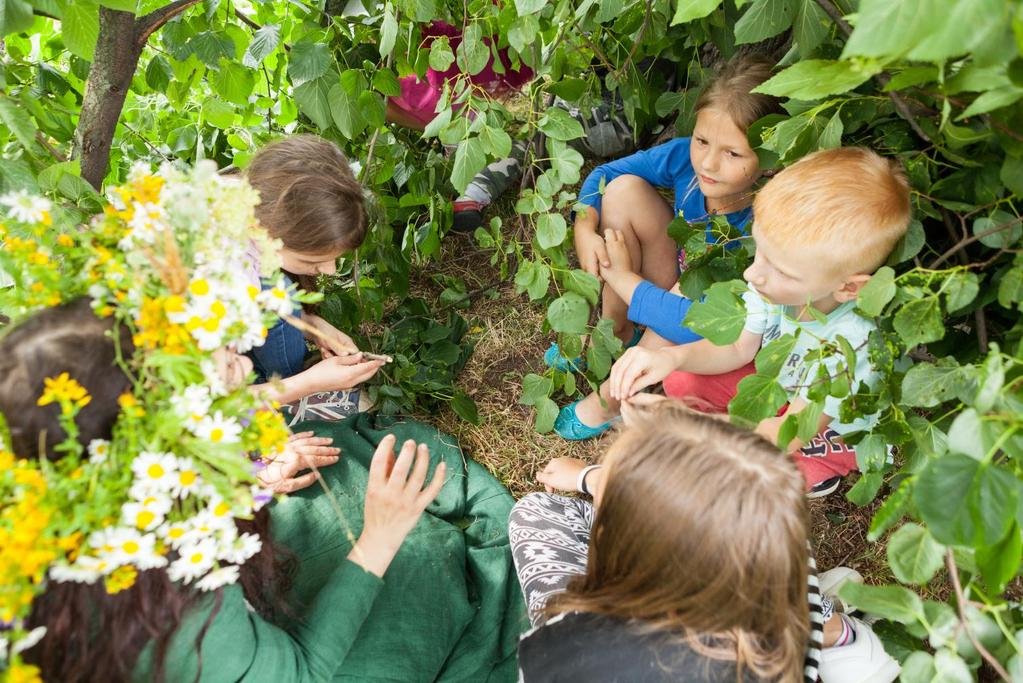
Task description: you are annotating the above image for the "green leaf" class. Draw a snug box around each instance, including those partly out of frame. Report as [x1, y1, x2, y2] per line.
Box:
[887, 219, 925, 265]
[293, 76, 332, 130]
[0, 94, 37, 151]
[901, 652, 937, 683]
[189, 31, 235, 68]
[450, 136, 486, 195]
[514, 259, 551, 300]
[202, 98, 235, 129]
[683, 280, 747, 345]
[587, 318, 622, 379]
[98, 0, 136, 12]
[288, 41, 332, 87]
[943, 271, 979, 314]
[534, 397, 559, 433]
[358, 90, 386, 129]
[671, 0, 722, 25]
[1001, 154, 1023, 196]
[729, 374, 788, 425]
[145, 55, 173, 92]
[846, 471, 884, 506]
[63, 0, 101, 61]
[908, 0, 1006, 63]
[548, 140, 584, 184]
[450, 390, 480, 425]
[507, 14, 539, 54]
[817, 111, 843, 149]
[520, 373, 554, 405]
[972, 209, 1021, 249]
[857, 266, 896, 317]
[514, 0, 545, 15]
[868, 479, 912, 540]
[792, 0, 828, 57]
[901, 359, 969, 408]
[887, 523, 945, 585]
[371, 68, 401, 97]
[479, 124, 512, 158]
[958, 86, 1023, 119]
[536, 213, 567, 250]
[0, 0, 34, 36]
[563, 269, 601, 306]
[734, 0, 796, 45]
[538, 108, 585, 142]
[754, 332, 797, 377]
[428, 35, 455, 71]
[457, 23, 488, 76]
[212, 61, 255, 106]
[998, 262, 1023, 309]
[379, 3, 398, 58]
[243, 23, 280, 68]
[977, 522, 1021, 594]
[329, 75, 366, 139]
[841, 0, 945, 60]
[838, 583, 924, 624]
[754, 59, 881, 100]
[547, 292, 590, 334]
[893, 296, 944, 348]
[916, 454, 980, 545]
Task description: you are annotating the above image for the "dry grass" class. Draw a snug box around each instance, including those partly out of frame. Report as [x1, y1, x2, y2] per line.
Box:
[404, 208, 899, 582]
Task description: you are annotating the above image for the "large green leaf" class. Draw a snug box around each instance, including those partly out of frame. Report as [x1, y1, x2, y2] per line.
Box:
[189, 31, 235, 68]
[901, 359, 974, 408]
[536, 213, 567, 250]
[857, 266, 896, 317]
[682, 280, 747, 344]
[842, 0, 944, 59]
[288, 41, 332, 86]
[457, 23, 489, 76]
[734, 0, 796, 45]
[915, 455, 1019, 546]
[0, 0, 34, 36]
[887, 523, 945, 585]
[754, 59, 881, 100]
[538, 108, 585, 142]
[791, 0, 828, 57]
[671, 0, 722, 25]
[728, 374, 788, 425]
[243, 23, 280, 68]
[63, 0, 101, 61]
[98, 0, 137, 11]
[908, 0, 1007, 63]
[212, 61, 255, 106]
[893, 297, 944, 348]
[547, 292, 590, 334]
[450, 136, 486, 195]
[0, 94, 37, 151]
[379, 3, 398, 57]
[293, 76, 332, 130]
[839, 583, 924, 624]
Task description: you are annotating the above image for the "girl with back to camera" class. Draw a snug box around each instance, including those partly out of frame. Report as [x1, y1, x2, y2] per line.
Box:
[512, 400, 901, 682]
[550, 55, 785, 440]
[241, 135, 385, 419]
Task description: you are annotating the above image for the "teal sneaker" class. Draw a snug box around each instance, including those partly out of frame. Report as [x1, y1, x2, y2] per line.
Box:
[554, 401, 615, 440]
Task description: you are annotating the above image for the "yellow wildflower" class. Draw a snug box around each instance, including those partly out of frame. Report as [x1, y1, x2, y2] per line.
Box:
[6, 662, 42, 683]
[56, 233, 74, 247]
[105, 564, 138, 594]
[36, 373, 91, 410]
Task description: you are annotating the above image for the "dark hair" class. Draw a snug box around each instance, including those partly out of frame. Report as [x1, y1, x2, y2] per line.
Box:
[246, 134, 368, 254]
[0, 299, 293, 682]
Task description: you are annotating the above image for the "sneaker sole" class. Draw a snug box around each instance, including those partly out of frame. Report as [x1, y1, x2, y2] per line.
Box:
[807, 477, 842, 499]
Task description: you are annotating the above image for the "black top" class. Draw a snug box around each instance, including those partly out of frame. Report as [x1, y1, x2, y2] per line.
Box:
[518, 611, 761, 682]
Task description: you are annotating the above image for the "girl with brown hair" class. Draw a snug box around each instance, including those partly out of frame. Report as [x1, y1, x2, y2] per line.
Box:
[240, 134, 385, 416]
[512, 400, 900, 682]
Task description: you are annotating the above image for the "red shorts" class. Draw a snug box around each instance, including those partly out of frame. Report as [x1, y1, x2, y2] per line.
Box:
[663, 364, 859, 489]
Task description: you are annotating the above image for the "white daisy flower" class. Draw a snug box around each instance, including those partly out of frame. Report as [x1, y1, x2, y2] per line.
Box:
[0, 190, 51, 223]
[88, 439, 111, 464]
[200, 359, 228, 396]
[49, 556, 108, 583]
[257, 279, 294, 317]
[170, 458, 203, 498]
[91, 527, 165, 569]
[161, 520, 194, 550]
[11, 627, 47, 655]
[168, 538, 217, 583]
[170, 385, 212, 425]
[193, 411, 242, 445]
[121, 494, 172, 531]
[196, 564, 241, 592]
[130, 451, 179, 493]
[218, 531, 262, 565]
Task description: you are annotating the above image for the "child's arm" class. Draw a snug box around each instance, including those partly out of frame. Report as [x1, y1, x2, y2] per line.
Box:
[252, 354, 385, 404]
[301, 313, 359, 357]
[755, 400, 834, 452]
[609, 331, 762, 401]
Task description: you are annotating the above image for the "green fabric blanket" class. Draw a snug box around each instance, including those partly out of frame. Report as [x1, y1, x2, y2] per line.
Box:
[137, 414, 526, 682]
[273, 413, 526, 682]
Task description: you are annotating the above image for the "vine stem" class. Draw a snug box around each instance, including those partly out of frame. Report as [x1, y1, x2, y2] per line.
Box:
[929, 215, 1023, 269]
[946, 550, 1011, 681]
[614, 0, 653, 79]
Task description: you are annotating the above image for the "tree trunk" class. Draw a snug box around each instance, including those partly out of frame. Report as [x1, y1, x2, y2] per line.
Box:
[74, 8, 144, 191]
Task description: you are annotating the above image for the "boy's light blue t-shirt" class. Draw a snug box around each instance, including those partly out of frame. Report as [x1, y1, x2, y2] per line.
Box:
[742, 283, 880, 436]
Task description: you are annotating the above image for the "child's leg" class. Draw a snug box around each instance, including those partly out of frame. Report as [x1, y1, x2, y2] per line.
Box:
[792, 428, 860, 490]
[452, 141, 528, 231]
[661, 361, 756, 414]
[598, 175, 677, 342]
[508, 492, 596, 625]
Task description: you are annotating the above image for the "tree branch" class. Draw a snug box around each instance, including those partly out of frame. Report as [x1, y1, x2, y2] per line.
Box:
[136, 0, 203, 46]
[930, 216, 1023, 269]
[614, 0, 653, 80]
[814, 0, 932, 144]
[946, 551, 1011, 682]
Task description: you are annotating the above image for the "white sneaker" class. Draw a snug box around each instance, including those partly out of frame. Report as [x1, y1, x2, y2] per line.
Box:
[819, 616, 901, 683]
[819, 567, 863, 613]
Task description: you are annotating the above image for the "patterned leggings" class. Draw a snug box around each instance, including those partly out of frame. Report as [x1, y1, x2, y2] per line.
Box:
[509, 493, 831, 683]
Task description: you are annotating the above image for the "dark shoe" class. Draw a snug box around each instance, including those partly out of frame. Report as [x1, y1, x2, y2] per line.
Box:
[452, 200, 484, 232]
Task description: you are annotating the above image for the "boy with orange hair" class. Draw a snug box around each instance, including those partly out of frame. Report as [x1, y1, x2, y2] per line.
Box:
[605, 147, 912, 495]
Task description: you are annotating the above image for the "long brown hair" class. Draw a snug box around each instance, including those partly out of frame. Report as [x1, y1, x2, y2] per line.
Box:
[547, 403, 810, 681]
[245, 134, 368, 254]
[695, 55, 784, 131]
[0, 300, 293, 682]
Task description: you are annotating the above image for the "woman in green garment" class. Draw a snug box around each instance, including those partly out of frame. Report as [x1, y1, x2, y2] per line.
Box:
[0, 166, 525, 683]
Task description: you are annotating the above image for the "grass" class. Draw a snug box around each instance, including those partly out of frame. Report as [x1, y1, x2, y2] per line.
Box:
[401, 218, 911, 588]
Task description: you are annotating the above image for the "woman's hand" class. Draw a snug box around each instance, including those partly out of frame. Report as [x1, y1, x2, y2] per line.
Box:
[536, 457, 588, 493]
[608, 346, 682, 401]
[304, 313, 358, 358]
[348, 434, 446, 577]
[573, 208, 608, 279]
[257, 431, 340, 493]
[304, 353, 385, 393]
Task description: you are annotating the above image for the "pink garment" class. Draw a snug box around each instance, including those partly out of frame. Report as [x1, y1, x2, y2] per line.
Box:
[662, 364, 860, 488]
[390, 21, 534, 128]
